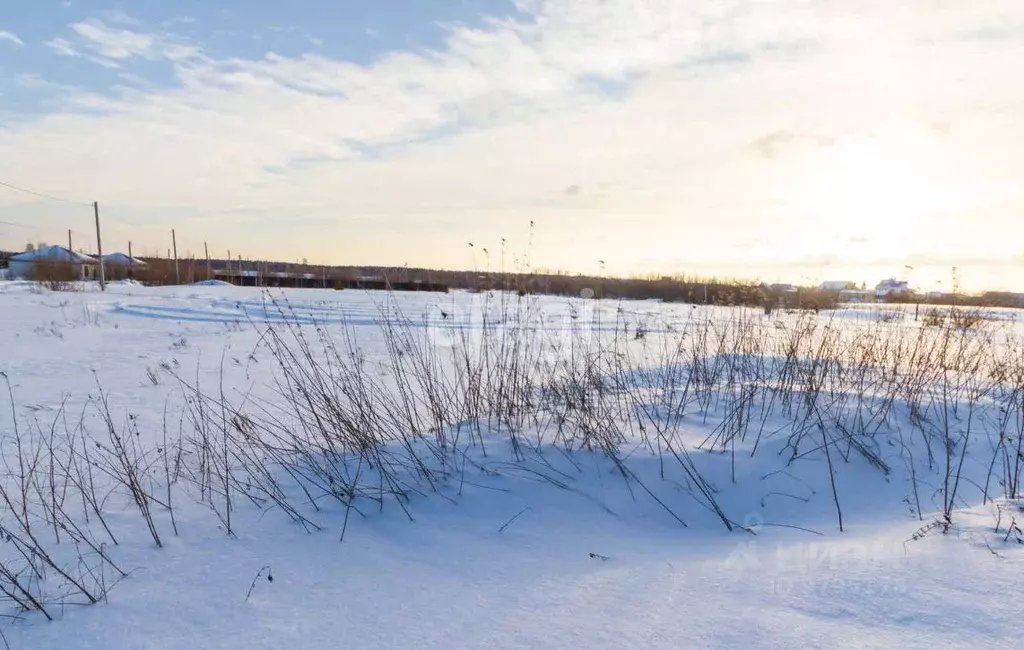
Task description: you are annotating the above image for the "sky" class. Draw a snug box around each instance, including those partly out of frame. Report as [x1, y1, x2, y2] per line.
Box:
[1, 0, 1022, 292]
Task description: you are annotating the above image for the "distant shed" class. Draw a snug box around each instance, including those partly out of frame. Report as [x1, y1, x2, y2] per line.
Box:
[102, 252, 147, 268]
[102, 253, 147, 279]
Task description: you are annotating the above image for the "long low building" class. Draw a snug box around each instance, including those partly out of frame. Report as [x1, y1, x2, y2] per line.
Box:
[211, 268, 449, 292]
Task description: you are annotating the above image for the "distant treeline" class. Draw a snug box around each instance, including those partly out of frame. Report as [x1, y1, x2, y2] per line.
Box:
[167, 259, 838, 309]
[0, 250, 833, 309]
[882, 290, 1024, 310]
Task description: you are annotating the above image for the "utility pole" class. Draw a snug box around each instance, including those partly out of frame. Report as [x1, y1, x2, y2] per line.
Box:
[93, 202, 105, 291]
[172, 229, 180, 285]
[128, 241, 133, 261]
[204, 241, 211, 281]
[68, 229, 72, 252]
[952, 266, 959, 310]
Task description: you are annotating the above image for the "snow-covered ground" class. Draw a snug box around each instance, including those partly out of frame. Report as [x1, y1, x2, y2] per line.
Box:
[0, 282, 1020, 649]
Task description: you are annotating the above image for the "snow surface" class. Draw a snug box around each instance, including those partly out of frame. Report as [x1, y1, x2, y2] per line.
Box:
[0, 282, 1020, 649]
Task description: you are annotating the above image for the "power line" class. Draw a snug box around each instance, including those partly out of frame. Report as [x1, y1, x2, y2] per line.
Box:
[96, 208, 137, 225]
[0, 179, 91, 207]
[0, 219, 35, 229]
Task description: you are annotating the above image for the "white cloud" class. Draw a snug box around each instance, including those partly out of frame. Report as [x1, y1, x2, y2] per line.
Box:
[4, 1, 1024, 288]
[88, 56, 121, 69]
[44, 37, 79, 57]
[10, 73, 82, 100]
[71, 19, 155, 59]
[46, 18, 198, 66]
[161, 16, 197, 29]
[101, 10, 141, 27]
[0, 30, 24, 46]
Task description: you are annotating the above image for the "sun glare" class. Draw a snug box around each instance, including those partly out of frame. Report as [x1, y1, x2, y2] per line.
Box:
[798, 135, 944, 262]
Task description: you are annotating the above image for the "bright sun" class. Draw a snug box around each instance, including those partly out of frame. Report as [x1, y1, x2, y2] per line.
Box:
[797, 134, 945, 262]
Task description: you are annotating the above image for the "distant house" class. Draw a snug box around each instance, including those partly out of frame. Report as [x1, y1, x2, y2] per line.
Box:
[102, 252, 147, 268]
[102, 253, 147, 280]
[875, 278, 909, 297]
[7, 246, 97, 281]
[820, 281, 856, 292]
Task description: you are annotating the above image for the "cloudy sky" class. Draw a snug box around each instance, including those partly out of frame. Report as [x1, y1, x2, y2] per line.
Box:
[1, 0, 1022, 291]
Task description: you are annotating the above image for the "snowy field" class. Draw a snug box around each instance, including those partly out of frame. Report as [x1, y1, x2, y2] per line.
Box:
[0, 281, 1021, 649]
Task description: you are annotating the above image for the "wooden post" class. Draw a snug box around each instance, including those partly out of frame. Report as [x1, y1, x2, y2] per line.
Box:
[93, 202, 105, 291]
[204, 242, 211, 281]
[172, 230, 180, 284]
[68, 229, 72, 252]
[126, 241, 134, 280]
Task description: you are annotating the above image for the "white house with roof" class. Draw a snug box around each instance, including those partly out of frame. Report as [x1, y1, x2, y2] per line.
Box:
[101, 252, 147, 268]
[7, 246, 98, 281]
[101, 252, 148, 280]
[875, 278, 909, 297]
